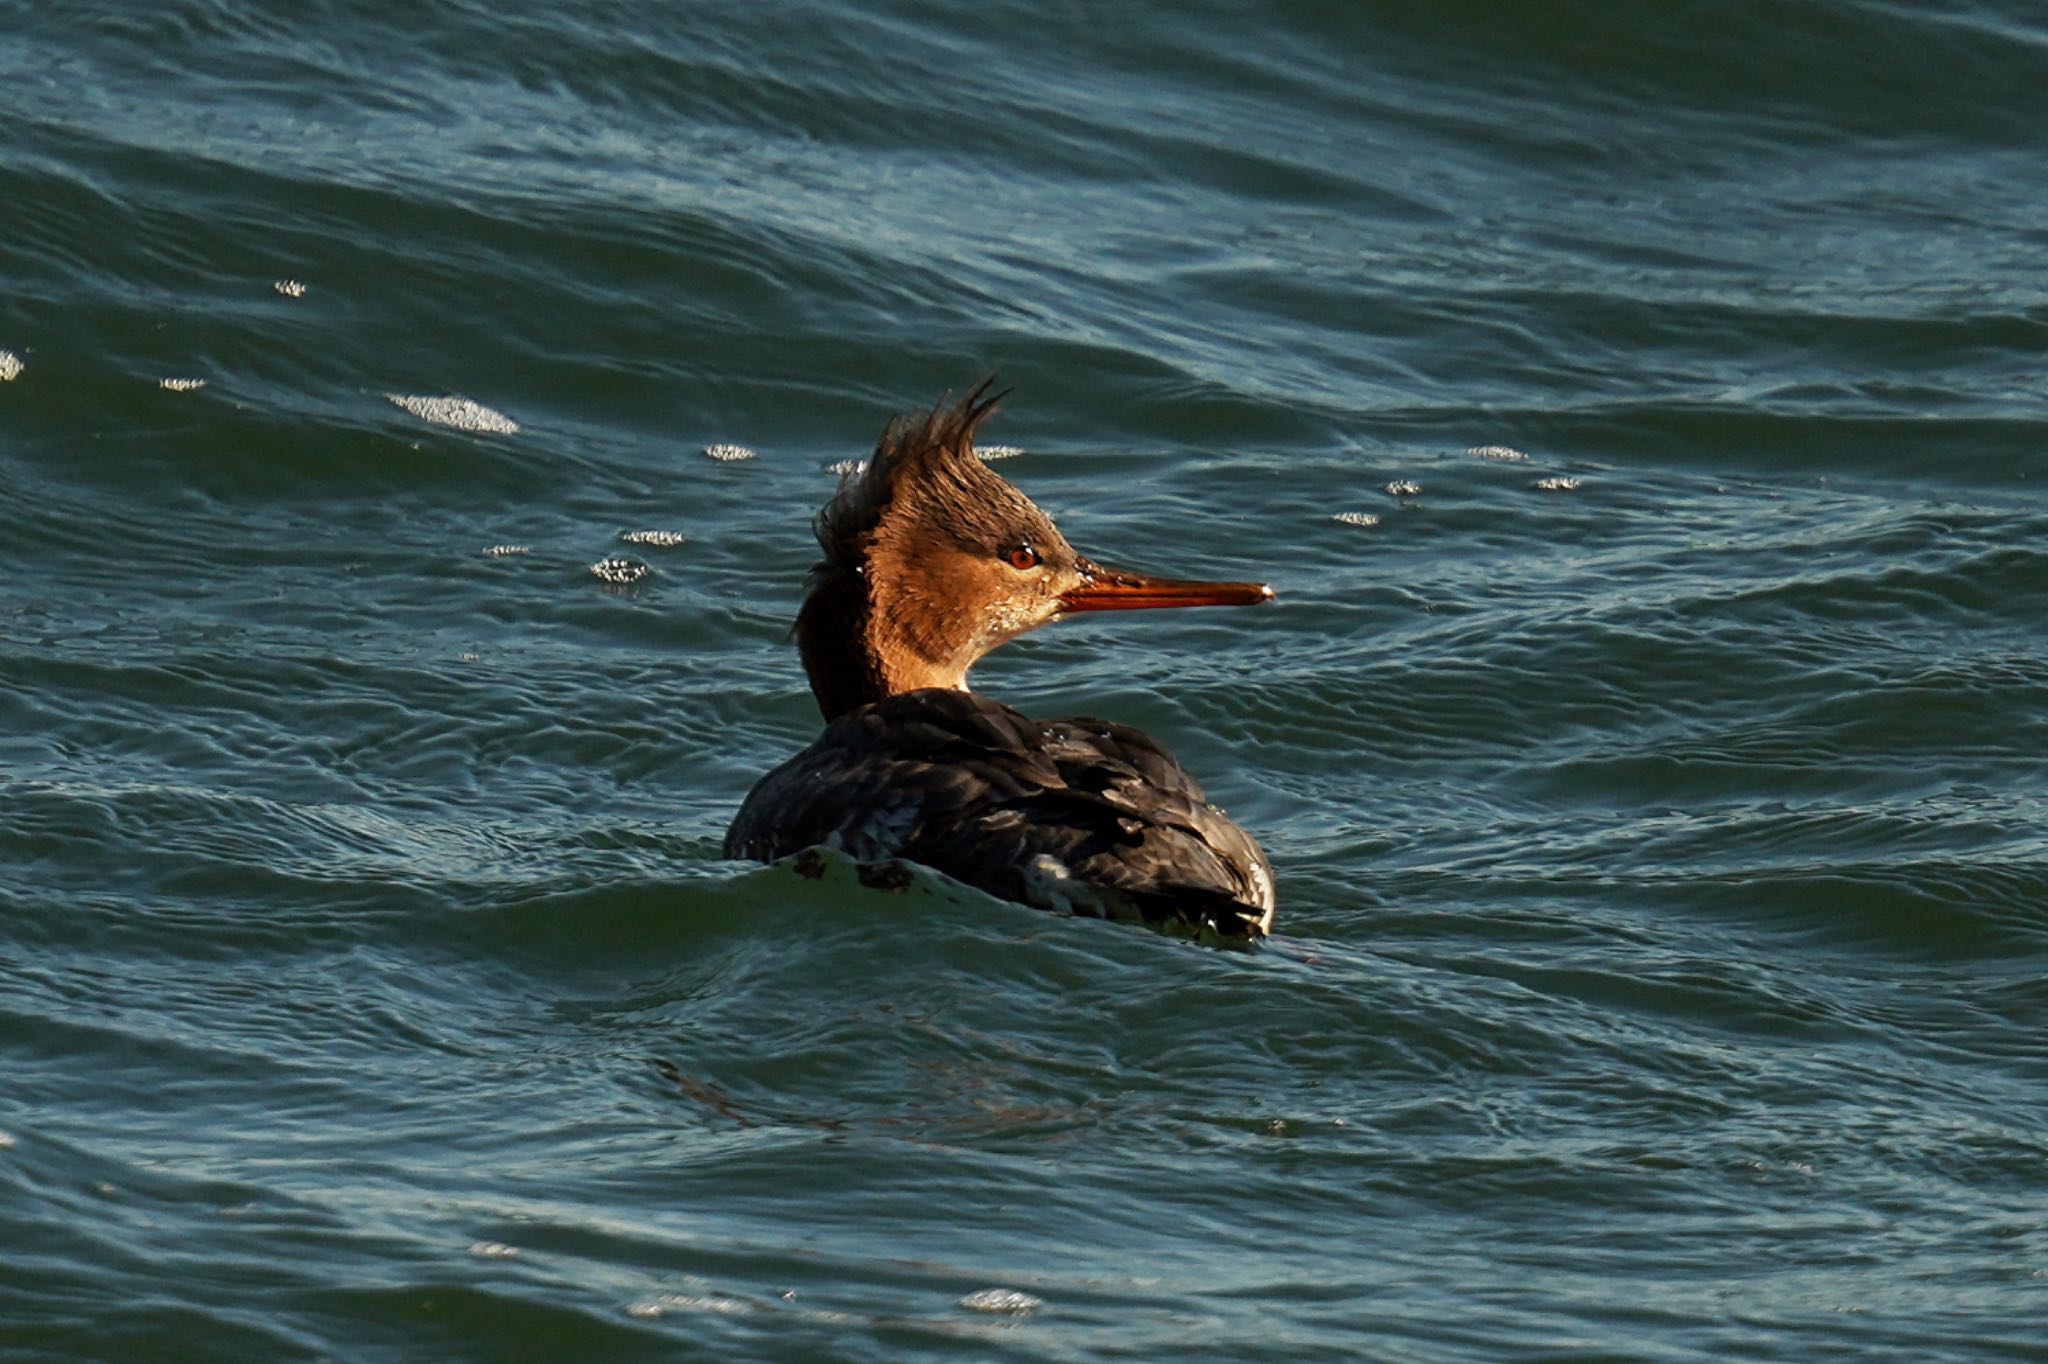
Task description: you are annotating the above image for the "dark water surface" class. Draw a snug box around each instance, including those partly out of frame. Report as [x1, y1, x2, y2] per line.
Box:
[5, 2, 2047, 1359]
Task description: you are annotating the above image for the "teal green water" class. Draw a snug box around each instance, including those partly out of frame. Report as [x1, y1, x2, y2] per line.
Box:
[5, 3, 2047, 1359]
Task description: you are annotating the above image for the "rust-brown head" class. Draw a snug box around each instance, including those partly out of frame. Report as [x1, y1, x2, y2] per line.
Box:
[795, 382, 1273, 721]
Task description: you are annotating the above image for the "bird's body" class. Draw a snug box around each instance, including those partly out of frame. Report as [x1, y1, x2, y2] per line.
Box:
[723, 385, 1276, 939]
[726, 688, 1274, 936]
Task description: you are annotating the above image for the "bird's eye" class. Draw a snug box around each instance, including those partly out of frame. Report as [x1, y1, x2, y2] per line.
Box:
[1006, 544, 1040, 571]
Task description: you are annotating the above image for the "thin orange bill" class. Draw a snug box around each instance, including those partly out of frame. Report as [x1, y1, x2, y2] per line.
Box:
[1058, 562, 1274, 614]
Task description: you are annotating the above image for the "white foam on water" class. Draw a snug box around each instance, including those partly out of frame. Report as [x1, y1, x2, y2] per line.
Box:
[1331, 511, 1381, 528]
[467, 1241, 518, 1259]
[1534, 476, 1583, 491]
[0, 350, 23, 382]
[481, 544, 531, 557]
[625, 1293, 751, 1320]
[959, 1287, 1041, 1315]
[590, 555, 650, 584]
[159, 377, 207, 392]
[825, 458, 865, 476]
[703, 442, 756, 462]
[386, 394, 519, 434]
[619, 529, 686, 547]
[1469, 444, 1528, 461]
[1384, 479, 1421, 497]
[977, 443, 1024, 460]
[274, 279, 307, 298]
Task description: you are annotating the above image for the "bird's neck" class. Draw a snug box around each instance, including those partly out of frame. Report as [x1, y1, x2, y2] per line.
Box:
[795, 565, 969, 721]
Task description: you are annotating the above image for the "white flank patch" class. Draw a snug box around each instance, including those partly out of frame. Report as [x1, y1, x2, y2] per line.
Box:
[1020, 853, 1081, 913]
[386, 393, 519, 434]
[702, 442, 756, 462]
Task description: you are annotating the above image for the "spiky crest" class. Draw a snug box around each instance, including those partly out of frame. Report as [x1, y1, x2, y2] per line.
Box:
[811, 378, 1009, 568]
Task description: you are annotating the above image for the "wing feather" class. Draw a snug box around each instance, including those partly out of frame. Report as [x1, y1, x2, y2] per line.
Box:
[725, 690, 1273, 936]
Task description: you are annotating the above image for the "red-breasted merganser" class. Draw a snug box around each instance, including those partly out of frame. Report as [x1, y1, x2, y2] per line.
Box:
[724, 384, 1276, 938]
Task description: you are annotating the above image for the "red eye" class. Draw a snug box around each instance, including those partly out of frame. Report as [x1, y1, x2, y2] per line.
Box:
[1007, 545, 1040, 571]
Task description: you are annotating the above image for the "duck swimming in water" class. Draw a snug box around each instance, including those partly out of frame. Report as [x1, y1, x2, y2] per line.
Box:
[723, 384, 1276, 938]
